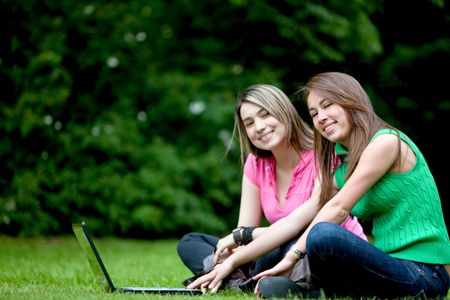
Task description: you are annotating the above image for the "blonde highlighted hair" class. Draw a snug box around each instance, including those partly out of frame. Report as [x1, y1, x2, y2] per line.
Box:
[231, 84, 314, 166]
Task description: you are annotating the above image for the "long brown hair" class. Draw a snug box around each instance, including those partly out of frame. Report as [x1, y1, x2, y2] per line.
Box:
[230, 84, 314, 166]
[299, 72, 397, 204]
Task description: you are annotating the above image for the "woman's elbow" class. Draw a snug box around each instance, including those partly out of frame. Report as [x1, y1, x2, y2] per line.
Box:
[325, 201, 350, 224]
[337, 208, 350, 223]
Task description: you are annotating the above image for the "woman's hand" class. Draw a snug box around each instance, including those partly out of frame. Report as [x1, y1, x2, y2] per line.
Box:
[214, 234, 236, 263]
[187, 260, 236, 293]
[252, 252, 298, 296]
[252, 251, 298, 281]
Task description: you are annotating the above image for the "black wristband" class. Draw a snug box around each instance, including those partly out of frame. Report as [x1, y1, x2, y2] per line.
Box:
[232, 226, 244, 245]
[242, 226, 256, 245]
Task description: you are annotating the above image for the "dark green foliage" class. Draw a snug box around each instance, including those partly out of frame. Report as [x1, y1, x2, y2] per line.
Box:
[1, 0, 449, 236]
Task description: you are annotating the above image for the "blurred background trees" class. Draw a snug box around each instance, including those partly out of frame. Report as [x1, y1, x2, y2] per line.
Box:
[1, 0, 449, 237]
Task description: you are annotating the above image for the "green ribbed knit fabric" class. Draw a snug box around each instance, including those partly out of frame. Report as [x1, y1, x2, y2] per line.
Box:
[334, 129, 450, 264]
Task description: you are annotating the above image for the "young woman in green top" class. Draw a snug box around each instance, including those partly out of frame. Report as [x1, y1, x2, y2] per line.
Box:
[189, 72, 450, 298]
[252, 72, 450, 298]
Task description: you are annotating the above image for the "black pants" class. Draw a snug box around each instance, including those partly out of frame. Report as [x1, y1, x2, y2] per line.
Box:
[177, 232, 288, 276]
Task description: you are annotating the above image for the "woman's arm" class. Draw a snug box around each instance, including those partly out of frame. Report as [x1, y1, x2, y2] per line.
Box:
[214, 176, 262, 260]
[188, 178, 323, 291]
[237, 176, 263, 226]
[223, 176, 322, 265]
[254, 134, 401, 279]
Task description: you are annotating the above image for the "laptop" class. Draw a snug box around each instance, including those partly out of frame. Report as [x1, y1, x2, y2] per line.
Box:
[72, 221, 203, 295]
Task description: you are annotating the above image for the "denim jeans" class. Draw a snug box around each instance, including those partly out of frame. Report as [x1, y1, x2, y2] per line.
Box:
[306, 222, 450, 298]
[177, 232, 285, 275]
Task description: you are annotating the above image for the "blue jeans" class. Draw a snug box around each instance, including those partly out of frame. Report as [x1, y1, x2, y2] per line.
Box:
[177, 232, 285, 275]
[307, 222, 450, 298]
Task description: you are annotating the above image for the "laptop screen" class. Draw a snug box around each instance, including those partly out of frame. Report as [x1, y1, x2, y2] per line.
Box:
[72, 222, 115, 292]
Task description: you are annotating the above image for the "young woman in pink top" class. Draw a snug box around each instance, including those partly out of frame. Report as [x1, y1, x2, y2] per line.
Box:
[178, 84, 366, 292]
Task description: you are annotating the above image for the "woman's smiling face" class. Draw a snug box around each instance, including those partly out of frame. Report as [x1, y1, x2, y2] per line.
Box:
[240, 101, 287, 151]
[307, 90, 351, 147]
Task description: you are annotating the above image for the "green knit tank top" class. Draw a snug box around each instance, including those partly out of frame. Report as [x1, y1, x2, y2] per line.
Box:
[334, 129, 450, 263]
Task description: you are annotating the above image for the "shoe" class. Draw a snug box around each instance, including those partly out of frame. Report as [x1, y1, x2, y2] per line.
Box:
[257, 276, 300, 298]
[257, 276, 324, 299]
[237, 277, 257, 292]
[222, 265, 253, 291]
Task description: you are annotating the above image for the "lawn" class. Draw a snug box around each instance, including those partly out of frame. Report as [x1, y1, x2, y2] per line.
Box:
[0, 234, 256, 300]
[1, 234, 448, 300]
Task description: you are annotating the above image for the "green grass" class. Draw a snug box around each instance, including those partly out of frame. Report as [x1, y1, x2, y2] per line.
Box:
[1, 235, 448, 300]
[0, 235, 255, 300]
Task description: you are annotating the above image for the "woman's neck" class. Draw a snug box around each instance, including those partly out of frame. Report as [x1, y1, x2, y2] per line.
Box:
[272, 146, 300, 171]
